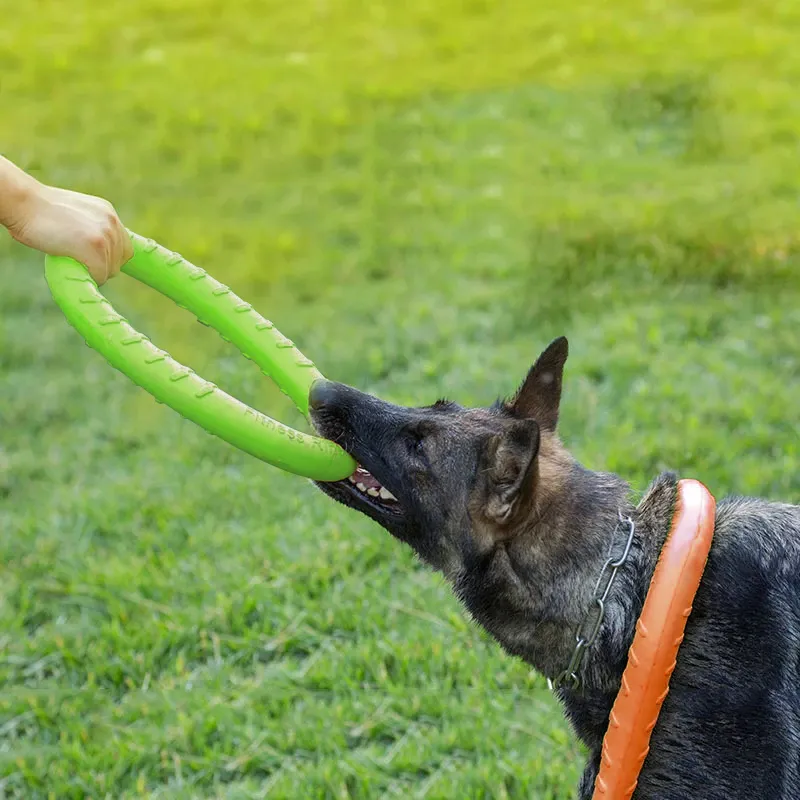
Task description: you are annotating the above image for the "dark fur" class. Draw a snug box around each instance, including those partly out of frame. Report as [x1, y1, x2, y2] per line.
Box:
[310, 337, 800, 799]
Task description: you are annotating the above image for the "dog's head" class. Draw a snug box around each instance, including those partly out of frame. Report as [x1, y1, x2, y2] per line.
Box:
[309, 337, 572, 575]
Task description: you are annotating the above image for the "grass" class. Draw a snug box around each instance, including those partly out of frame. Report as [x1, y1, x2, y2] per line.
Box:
[2, 0, 800, 797]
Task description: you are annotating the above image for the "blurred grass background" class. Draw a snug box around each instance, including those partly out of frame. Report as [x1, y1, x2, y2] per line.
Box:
[2, 1, 800, 797]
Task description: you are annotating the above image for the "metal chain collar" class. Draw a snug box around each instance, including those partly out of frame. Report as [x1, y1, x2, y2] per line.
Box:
[551, 512, 636, 693]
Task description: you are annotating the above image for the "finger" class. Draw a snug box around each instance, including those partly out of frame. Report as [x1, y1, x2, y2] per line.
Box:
[81, 233, 112, 285]
[106, 224, 125, 279]
[121, 227, 134, 264]
[87, 258, 110, 286]
[90, 252, 110, 286]
[114, 219, 133, 270]
[107, 213, 132, 278]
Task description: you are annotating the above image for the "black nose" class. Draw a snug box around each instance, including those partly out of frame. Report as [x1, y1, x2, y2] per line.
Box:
[308, 379, 340, 411]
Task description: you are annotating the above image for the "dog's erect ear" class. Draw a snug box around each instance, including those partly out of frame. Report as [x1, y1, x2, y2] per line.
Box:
[484, 419, 540, 525]
[510, 336, 569, 431]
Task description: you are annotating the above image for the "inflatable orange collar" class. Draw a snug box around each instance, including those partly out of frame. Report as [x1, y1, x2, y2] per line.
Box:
[593, 478, 716, 799]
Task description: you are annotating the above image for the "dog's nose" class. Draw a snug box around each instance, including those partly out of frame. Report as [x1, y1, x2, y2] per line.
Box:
[308, 379, 339, 411]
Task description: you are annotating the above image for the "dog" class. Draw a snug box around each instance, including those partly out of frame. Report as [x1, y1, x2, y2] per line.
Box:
[309, 336, 800, 800]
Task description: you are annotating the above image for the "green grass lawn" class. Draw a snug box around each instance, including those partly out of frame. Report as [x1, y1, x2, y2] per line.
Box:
[2, 1, 800, 797]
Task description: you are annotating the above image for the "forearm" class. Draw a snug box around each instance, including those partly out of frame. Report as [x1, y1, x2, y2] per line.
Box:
[0, 155, 40, 230]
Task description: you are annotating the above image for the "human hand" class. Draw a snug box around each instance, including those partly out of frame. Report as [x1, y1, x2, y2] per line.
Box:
[6, 180, 133, 285]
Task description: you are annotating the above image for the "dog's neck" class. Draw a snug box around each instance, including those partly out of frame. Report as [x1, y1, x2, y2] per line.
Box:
[513, 452, 637, 683]
[535, 463, 680, 751]
[457, 444, 679, 752]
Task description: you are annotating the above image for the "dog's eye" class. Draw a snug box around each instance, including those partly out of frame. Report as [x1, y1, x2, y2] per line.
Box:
[407, 432, 425, 454]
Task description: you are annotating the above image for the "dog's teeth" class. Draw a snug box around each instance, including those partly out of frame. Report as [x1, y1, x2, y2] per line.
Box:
[356, 482, 368, 492]
[379, 487, 397, 501]
[367, 487, 380, 497]
[348, 475, 357, 484]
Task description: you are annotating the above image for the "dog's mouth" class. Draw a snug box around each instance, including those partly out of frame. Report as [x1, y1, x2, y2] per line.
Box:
[317, 461, 404, 520]
[309, 402, 405, 523]
[312, 440, 403, 521]
[346, 465, 399, 506]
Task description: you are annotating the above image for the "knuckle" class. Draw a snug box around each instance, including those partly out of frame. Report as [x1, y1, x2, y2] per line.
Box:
[89, 232, 107, 251]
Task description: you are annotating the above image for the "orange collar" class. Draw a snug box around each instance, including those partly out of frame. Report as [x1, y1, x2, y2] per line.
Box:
[592, 478, 716, 799]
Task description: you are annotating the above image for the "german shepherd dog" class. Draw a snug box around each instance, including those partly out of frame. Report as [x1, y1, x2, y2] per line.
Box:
[309, 337, 800, 800]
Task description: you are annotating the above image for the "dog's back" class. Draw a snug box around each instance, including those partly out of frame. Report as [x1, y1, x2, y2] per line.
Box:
[632, 496, 800, 800]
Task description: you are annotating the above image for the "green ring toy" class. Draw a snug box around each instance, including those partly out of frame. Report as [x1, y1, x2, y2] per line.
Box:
[44, 232, 357, 481]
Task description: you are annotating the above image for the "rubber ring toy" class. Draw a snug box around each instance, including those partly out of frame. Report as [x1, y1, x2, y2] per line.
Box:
[44, 231, 357, 482]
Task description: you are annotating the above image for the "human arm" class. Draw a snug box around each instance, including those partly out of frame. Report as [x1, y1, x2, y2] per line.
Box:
[0, 155, 132, 284]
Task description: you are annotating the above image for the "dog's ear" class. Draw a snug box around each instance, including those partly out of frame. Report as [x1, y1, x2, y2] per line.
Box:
[484, 419, 540, 525]
[510, 336, 568, 431]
